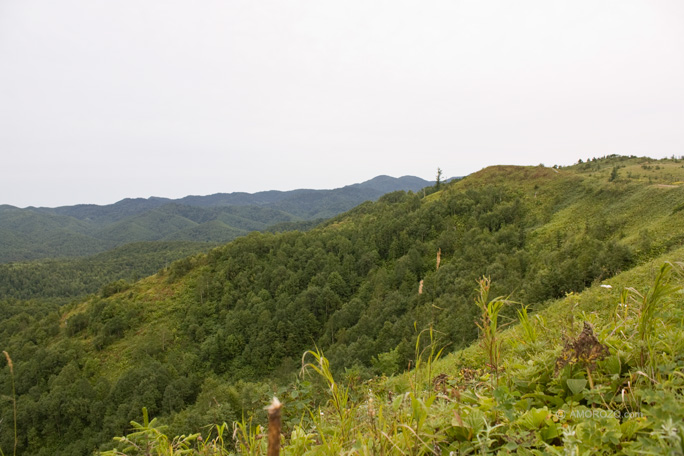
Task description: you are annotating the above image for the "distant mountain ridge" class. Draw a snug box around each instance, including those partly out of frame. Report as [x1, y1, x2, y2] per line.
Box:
[0, 175, 431, 262]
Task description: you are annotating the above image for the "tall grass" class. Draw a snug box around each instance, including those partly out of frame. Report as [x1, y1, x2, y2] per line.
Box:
[232, 415, 265, 456]
[100, 407, 230, 455]
[101, 406, 207, 456]
[474, 277, 510, 385]
[301, 348, 355, 443]
[516, 304, 538, 344]
[411, 324, 445, 393]
[627, 262, 681, 379]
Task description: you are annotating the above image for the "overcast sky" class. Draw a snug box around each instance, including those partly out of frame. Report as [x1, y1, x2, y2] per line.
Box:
[1, 0, 683, 208]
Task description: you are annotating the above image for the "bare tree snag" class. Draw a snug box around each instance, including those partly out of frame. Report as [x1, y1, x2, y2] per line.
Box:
[267, 396, 282, 456]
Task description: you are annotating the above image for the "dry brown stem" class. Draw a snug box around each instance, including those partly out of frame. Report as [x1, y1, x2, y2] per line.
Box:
[267, 396, 282, 456]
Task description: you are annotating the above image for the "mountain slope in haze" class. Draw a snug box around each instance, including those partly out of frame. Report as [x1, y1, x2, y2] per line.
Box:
[174, 175, 431, 210]
[0, 206, 104, 260]
[0, 175, 431, 262]
[3, 156, 684, 454]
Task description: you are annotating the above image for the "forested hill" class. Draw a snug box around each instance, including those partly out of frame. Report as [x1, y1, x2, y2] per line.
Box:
[0, 241, 215, 301]
[2, 156, 684, 455]
[0, 175, 430, 262]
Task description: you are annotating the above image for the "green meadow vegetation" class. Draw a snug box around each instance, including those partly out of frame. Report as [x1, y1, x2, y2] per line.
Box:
[2, 155, 684, 454]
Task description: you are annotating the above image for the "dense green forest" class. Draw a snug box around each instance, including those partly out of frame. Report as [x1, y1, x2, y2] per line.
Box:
[0, 241, 216, 301]
[2, 156, 684, 455]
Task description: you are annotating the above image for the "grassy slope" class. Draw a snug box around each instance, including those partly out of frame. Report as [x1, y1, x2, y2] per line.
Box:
[279, 158, 684, 455]
[4, 156, 684, 455]
[98, 161, 684, 454]
[98, 159, 684, 449]
[108, 158, 684, 454]
[275, 249, 684, 455]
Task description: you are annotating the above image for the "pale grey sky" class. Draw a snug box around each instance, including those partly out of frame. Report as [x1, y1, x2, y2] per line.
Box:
[1, 0, 683, 207]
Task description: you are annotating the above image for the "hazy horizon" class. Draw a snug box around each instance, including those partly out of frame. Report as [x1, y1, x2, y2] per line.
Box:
[2, 0, 682, 207]
[3, 173, 439, 209]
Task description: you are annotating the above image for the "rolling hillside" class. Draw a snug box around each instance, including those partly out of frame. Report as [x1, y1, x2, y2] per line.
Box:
[2, 156, 684, 455]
